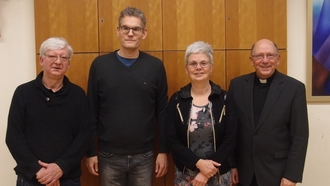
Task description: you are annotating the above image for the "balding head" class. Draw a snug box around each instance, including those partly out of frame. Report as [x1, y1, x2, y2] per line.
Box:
[249, 39, 280, 79]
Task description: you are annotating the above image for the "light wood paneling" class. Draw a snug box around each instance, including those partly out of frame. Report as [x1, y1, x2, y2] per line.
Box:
[98, 0, 162, 52]
[36, 53, 98, 92]
[163, 0, 225, 50]
[163, 51, 190, 97]
[34, 0, 99, 53]
[65, 54, 98, 92]
[144, 51, 163, 61]
[210, 51, 226, 88]
[226, 50, 287, 89]
[225, 0, 287, 49]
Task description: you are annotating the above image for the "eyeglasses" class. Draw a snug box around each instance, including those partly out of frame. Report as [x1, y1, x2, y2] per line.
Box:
[44, 54, 69, 63]
[251, 53, 278, 61]
[187, 61, 211, 69]
[119, 26, 144, 35]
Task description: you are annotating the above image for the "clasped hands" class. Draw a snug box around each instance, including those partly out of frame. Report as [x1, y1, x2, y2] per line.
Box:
[191, 159, 220, 186]
[36, 160, 63, 186]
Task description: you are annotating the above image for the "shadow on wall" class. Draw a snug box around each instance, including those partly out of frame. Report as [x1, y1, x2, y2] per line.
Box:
[0, 0, 10, 42]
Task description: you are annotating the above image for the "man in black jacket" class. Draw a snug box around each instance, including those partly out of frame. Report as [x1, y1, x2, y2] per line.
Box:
[228, 39, 309, 186]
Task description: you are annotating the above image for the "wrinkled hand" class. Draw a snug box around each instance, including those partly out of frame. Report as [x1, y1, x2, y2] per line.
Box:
[36, 160, 63, 185]
[230, 168, 239, 185]
[191, 172, 208, 186]
[155, 153, 168, 178]
[86, 156, 99, 176]
[280, 178, 296, 186]
[195, 159, 220, 178]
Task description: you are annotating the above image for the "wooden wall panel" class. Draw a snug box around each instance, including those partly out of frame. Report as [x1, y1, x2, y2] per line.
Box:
[64, 54, 98, 92]
[81, 157, 101, 186]
[163, 0, 225, 50]
[210, 51, 226, 88]
[145, 51, 163, 61]
[226, 50, 287, 89]
[166, 154, 175, 186]
[225, 0, 287, 49]
[34, 0, 99, 53]
[98, 0, 162, 53]
[163, 51, 190, 97]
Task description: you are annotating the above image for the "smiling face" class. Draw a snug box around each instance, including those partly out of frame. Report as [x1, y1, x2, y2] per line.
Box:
[250, 39, 280, 79]
[40, 47, 70, 79]
[117, 16, 147, 51]
[186, 52, 213, 83]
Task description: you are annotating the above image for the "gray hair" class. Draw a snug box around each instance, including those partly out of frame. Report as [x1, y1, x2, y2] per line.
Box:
[185, 41, 213, 65]
[118, 6, 146, 28]
[39, 37, 73, 60]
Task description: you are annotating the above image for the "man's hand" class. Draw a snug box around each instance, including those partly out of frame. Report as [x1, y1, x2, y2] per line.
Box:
[36, 160, 63, 185]
[195, 159, 220, 178]
[230, 168, 239, 184]
[191, 172, 209, 186]
[86, 156, 99, 176]
[155, 153, 168, 178]
[280, 178, 296, 186]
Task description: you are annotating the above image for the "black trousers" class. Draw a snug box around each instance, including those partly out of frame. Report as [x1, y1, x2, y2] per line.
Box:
[238, 174, 258, 186]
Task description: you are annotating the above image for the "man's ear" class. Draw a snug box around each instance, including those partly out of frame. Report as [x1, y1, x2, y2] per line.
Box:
[141, 28, 148, 39]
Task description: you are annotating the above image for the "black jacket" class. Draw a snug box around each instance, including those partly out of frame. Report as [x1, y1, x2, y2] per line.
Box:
[227, 71, 309, 185]
[167, 81, 237, 174]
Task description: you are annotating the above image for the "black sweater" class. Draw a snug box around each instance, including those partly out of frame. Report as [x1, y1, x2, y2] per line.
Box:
[86, 51, 168, 156]
[6, 72, 92, 184]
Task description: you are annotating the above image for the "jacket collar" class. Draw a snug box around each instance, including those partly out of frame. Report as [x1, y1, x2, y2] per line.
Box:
[179, 81, 222, 99]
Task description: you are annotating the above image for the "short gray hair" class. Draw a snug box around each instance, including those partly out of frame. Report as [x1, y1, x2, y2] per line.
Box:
[184, 41, 213, 65]
[39, 37, 73, 60]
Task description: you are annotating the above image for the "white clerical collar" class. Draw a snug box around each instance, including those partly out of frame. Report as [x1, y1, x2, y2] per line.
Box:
[259, 79, 267, 84]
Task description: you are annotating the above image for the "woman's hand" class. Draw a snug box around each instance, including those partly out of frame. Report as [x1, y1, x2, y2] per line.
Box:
[191, 172, 209, 186]
[195, 159, 220, 178]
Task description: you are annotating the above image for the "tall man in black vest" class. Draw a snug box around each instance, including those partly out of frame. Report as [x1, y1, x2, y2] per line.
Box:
[228, 39, 309, 186]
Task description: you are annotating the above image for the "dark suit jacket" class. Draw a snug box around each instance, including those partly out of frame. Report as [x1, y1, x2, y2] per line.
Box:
[227, 71, 309, 186]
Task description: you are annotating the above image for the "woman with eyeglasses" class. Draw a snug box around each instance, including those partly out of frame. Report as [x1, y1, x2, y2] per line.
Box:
[167, 41, 237, 186]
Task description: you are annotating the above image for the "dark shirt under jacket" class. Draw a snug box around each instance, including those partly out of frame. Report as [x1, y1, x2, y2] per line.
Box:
[253, 71, 275, 127]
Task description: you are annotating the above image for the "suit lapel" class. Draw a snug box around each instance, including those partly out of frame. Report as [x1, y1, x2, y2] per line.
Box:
[243, 74, 255, 129]
[255, 72, 284, 131]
